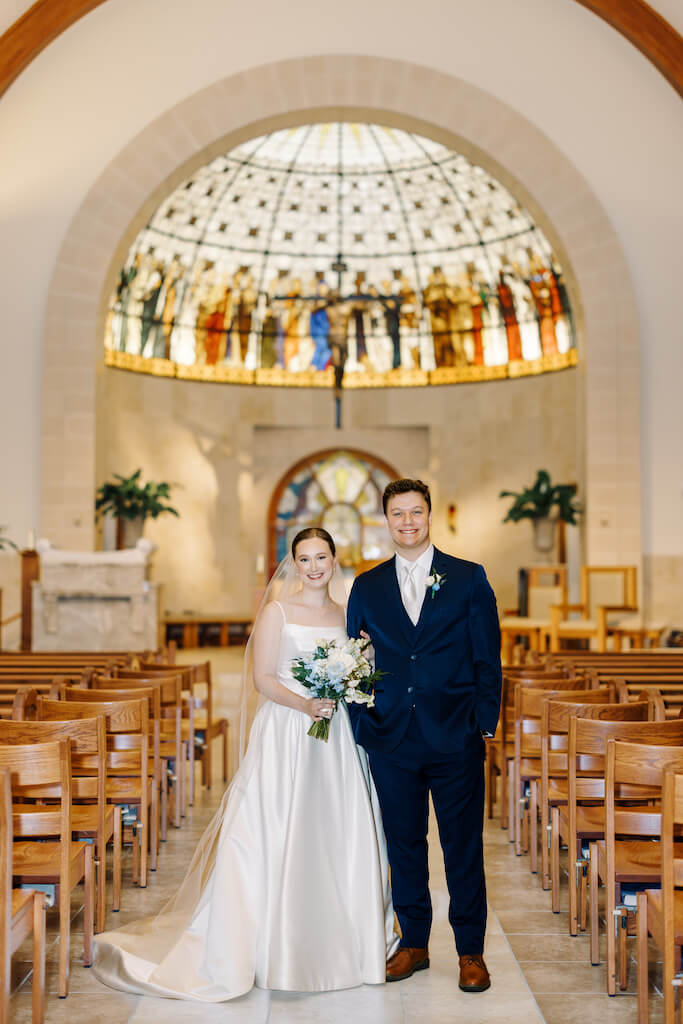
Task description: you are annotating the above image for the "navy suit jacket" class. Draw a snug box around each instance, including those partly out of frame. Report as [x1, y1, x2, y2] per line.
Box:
[346, 548, 502, 755]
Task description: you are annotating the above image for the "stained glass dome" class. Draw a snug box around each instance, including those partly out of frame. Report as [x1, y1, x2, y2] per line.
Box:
[105, 122, 576, 387]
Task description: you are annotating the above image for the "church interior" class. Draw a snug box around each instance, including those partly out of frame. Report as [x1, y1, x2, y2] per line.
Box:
[0, 1, 681, 1021]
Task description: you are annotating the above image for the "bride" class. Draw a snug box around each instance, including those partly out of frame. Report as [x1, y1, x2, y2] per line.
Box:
[93, 527, 398, 1001]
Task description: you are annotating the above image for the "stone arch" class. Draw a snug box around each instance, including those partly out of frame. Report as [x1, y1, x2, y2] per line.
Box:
[42, 55, 641, 569]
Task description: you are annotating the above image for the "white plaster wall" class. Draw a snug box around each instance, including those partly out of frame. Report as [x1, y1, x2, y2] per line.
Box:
[651, 0, 683, 35]
[0, 0, 680, 564]
[101, 365, 578, 615]
[0, 0, 32, 36]
[0, 551, 21, 650]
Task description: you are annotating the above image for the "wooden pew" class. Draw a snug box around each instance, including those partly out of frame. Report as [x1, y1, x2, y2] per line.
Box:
[596, 737, 683, 995]
[492, 670, 583, 836]
[613, 677, 683, 719]
[0, 739, 94, 997]
[551, 704, 651, 922]
[0, 717, 119, 935]
[61, 687, 161, 873]
[514, 685, 616, 872]
[0, 768, 46, 1024]
[0, 678, 86, 720]
[637, 768, 683, 1024]
[544, 652, 683, 670]
[93, 675, 184, 835]
[37, 697, 151, 891]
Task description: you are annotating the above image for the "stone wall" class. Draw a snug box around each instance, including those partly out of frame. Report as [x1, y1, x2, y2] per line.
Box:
[100, 364, 579, 617]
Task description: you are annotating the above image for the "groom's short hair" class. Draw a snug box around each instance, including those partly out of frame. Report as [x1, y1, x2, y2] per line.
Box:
[382, 478, 432, 515]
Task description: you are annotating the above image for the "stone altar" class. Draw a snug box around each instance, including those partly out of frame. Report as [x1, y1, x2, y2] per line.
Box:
[32, 539, 160, 651]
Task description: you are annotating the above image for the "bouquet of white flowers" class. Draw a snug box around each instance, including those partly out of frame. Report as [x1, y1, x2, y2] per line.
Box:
[291, 636, 381, 741]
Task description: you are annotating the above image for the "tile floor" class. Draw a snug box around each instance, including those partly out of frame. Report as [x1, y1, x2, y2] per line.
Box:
[8, 649, 666, 1022]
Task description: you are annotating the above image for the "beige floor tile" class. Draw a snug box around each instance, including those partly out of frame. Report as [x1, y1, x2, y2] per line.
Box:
[522, 960, 609, 995]
[535, 992, 650, 1024]
[506, 933, 593, 963]
[401, 988, 543, 1024]
[496, 910, 577, 935]
[269, 986, 404, 1023]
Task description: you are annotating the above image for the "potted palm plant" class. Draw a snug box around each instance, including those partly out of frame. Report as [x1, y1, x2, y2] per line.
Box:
[500, 469, 579, 556]
[95, 469, 179, 549]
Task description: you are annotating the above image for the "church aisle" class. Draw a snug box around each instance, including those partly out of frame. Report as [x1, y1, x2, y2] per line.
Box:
[7, 649, 664, 1022]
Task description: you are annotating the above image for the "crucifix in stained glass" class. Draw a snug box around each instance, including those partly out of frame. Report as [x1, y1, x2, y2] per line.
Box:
[329, 254, 349, 427]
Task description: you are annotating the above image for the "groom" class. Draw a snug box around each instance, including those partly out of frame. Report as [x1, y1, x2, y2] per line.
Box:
[347, 478, 502, 992]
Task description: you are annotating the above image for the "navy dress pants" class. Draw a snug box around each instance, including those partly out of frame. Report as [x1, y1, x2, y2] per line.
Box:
[368, 713, 487, 954]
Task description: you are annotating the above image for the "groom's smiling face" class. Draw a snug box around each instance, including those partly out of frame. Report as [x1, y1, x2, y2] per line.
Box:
[385, 491, 432, 557]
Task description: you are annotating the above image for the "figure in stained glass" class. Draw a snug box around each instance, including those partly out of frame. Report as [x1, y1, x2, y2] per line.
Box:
[497, 270, 523, 361]
[309, 282, 332, 371]
[104, 122, 576, 386]
[157, 258, 182, 360]
[326, 290, 352, 391]
[423, 268, 453, 368]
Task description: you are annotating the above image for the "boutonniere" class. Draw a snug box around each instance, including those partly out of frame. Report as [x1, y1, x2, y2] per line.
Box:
[425, 567, 446, 599]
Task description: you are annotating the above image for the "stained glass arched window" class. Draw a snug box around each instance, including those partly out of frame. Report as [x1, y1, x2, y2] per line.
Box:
[105, 122, 576, 387]
[268, 449, 399, 578]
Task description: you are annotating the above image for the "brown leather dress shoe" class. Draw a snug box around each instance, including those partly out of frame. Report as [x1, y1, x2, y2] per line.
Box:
[458, 954, 491, 992]
[386, 946, 430, 982]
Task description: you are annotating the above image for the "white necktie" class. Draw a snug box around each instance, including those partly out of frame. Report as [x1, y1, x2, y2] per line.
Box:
[402, 564, 421, 625]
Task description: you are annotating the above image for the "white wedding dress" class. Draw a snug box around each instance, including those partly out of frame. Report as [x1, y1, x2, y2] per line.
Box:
[93, 610, 398, 1001]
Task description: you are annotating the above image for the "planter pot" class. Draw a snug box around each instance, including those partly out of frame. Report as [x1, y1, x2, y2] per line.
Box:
[101, 513, 118, 552]
[531, 516, 557, 559]
[117, 517, 145, 549]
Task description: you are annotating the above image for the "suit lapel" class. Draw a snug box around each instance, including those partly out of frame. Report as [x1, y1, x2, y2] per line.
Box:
[412, 547, 448, 643]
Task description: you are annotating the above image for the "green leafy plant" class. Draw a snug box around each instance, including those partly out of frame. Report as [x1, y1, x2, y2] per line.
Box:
[0, 527, 18, 552]
[95, 469, 180, 523]
[500, 469, 579, 525]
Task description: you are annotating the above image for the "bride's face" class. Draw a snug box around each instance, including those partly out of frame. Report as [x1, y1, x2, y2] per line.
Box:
[294, 539, 336, 591]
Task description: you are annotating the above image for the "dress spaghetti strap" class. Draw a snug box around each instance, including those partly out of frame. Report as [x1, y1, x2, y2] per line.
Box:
[272, 600, 287, 624]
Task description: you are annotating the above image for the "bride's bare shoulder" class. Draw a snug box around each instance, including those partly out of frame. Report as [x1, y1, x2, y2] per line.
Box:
[329, 600, 347, 625]
[258, 601, 285, 625]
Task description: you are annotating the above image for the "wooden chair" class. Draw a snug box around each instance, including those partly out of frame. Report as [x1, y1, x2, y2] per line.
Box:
[637, 768, 683, 1024]
[549, 565, 639, 653]
[37, 696, 151, 890]
[499, 566, 568, 664]
[94, 675, 184, 836]
[495, 672, 585, 840]
[594, 735, 683, 995]
[551, 703, 651, 923]
[186, 660, 228, 791]
[116, 664, 198, 805]
[515, 686, 615, 883]
[0, 717, 120, 934]
[514, 683, 607, 865]
[610, 617, 669, 651]
[124, 660, 228, 797]
[0, 768, 46, 1024]
[485, 662, 578, 820]
[62, 685, 161, 872]
[0, 739, 94, 997]
[615, 678, 683, 719]
[107, 672, 185, 824]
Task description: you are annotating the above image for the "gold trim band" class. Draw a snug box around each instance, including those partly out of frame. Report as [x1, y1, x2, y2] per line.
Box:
[104, 347, 578, 387]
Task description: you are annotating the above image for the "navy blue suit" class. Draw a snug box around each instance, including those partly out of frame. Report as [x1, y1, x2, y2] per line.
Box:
[347, 548, 502, 954]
